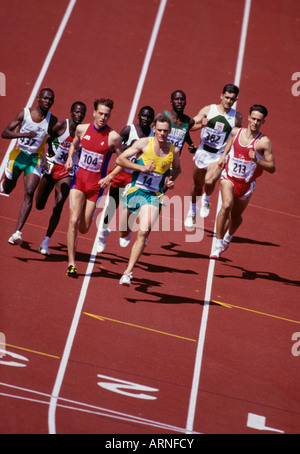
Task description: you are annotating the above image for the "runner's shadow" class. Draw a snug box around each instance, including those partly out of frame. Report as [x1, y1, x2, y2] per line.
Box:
[143, 242, 209, 261]
[216, 263, 300, 287]
[137, 257, 199, 275]
[124, 289, 221, 306]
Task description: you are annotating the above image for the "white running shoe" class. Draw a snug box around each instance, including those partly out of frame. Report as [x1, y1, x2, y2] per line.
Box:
[39, 242, 50, 256]
[184, 207, 199, 228]
[119, 272, 133, 286]
[222, 231, 233, 252]
[222, 240, 230, 252]
[97, 228, 111, 253]
[209, 247, 222, 259]
[0, 180, 9, 197]
[119, 231, 132, 248]
[8, 231, 22, 245]
[200, 196, 210, 218]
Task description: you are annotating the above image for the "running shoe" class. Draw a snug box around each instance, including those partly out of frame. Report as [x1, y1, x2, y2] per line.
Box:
[209, 247, 222, 259]
[222, 231, 233, 252]
[97, 228, 111, 253]
[8, 231, 22, 245]
[200, 196, 210, 218]
[119, 231, 132, 248]
[119, 272, 133, 286]
[184, 207, 199, 228]
[210, 239, 224, 259]
[0, 180, 9, 197]
[66, 265, 78, 278]
[39, 242, 50, 256]
[222, 240, 230, 252]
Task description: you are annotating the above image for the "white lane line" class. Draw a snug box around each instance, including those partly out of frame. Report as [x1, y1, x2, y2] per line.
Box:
[48, 0, 168, 435]
[127, 0, 167, 125]
[0, 381, 200, 434]
[185, 0, 252, 434]
[0, 0, 77, 181]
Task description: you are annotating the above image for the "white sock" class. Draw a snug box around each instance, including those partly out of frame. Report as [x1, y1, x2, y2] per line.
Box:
[189, 202, 197, 214]
[223, 231, 233, 243]
[202, 193, 210, 203]
[216, 239, 223, 249]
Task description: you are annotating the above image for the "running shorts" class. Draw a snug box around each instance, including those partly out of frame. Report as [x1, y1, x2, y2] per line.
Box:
[5, 147, 41, 179]
[70, 166, 104, 203]
[121, 186, 162, 213]
[221, 171, 256, 200]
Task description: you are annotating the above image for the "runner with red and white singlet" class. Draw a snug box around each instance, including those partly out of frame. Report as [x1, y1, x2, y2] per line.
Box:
[210, 104, 275, 259]
[65, 98, 123, 278]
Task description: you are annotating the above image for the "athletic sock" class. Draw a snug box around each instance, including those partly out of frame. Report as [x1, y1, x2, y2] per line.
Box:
[216, 239, 223, 249]
[190, 202, 197, 214]
[223, 231, 233, 243]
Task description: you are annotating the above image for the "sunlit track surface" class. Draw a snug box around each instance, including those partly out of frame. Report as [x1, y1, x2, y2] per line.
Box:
[0, 0, 299, 434]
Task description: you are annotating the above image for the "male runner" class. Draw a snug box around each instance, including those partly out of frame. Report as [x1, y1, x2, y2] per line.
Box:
[164, 89, 197, 155]
[185, 84, 242, 226]
[116, 112, 181, 286]
[1, 88, 57, 245]
[65, 98, 122, 278]
[35, 101, 87, 255]
[210, 104, 275, 259]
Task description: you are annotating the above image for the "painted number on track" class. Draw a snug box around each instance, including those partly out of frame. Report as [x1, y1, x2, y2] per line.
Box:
[0, 349, 28, 367]
[97, 374, 159, 400]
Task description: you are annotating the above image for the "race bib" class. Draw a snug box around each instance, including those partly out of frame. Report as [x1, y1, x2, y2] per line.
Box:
[79, 148, 103, 172]
[202, 126, 226, 150]
[135, 171, 162, 191]
[228, 157, 252, 179]
[167, 128, 186, 149]
[18, 126, 45, 154]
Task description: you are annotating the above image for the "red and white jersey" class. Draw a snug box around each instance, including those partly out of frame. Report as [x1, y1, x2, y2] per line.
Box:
[47, 119, 75, 166]
[226, 128, 264, 183]
[78, 123, 112, 174]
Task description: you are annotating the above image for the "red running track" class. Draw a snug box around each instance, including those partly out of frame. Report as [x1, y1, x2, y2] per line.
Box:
[0, 0, 299, 435]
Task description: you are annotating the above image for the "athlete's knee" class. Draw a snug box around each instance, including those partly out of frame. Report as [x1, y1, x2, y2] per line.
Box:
[220, 199, 232, 216]
[137, 229, 149, 246]
[69, 215, 79, 232]
[204, 175, 217, 188]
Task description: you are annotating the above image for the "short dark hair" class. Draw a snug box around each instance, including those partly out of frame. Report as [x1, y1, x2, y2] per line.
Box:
[171, 89, 186, 100]
[154, 112, 171, 128]
[139, 106, 155, 119]
[249, 104, 268, 118]
[39, 87, 55, 98]
[94, 98, 114, 110]
[222, 84, 239, 97]
[71, 101, 87, 112]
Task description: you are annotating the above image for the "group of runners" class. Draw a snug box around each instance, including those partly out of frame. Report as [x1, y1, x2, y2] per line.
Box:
[0, 84, 275, 286]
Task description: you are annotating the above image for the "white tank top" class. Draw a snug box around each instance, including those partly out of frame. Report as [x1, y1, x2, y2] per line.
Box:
[17, 107, 51, 155]
[123, 124, 154, 173]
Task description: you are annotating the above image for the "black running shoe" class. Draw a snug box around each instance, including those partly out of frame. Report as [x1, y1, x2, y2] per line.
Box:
[66, 265, 78, 278]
